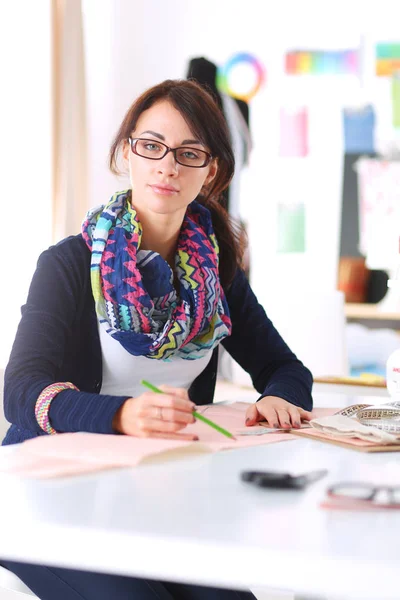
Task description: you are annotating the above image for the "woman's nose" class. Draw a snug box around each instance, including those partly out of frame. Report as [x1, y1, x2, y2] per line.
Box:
[157, 150, 179, 176]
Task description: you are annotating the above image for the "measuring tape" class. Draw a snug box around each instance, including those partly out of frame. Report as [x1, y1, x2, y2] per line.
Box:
[337, 402, 400, 434]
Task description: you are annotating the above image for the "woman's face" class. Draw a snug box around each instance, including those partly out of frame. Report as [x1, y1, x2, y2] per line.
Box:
[123, 100, 217, 221]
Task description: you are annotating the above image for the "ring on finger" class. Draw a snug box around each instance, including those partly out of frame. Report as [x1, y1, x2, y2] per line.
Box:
[157, 407, 163, 420]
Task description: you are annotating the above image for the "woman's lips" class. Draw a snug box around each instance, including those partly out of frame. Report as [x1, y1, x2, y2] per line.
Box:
[149, 184, 179, 196]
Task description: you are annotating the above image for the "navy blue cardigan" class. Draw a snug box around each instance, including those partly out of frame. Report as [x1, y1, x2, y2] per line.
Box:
[3, 235, 313, 445]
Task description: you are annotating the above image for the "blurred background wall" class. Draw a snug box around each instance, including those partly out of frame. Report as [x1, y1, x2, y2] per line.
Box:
[1, 0, 400, 377]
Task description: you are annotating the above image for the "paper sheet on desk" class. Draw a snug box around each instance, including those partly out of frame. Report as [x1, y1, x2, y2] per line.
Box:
[1, 403, 296, 479]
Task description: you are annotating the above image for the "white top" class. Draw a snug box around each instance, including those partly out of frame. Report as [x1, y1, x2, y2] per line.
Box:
[0, 392, 399, 599]
[99, 322, 213, 397]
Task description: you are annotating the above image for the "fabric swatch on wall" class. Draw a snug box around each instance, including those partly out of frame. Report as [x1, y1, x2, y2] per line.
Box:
[277, 203, 306, 253]
[356, 158, 400, 266]
[376, 43, 400, 76]
[343, 105, 375, 154]
[279, 107, 308, 157]
[392, 73, 400, 128]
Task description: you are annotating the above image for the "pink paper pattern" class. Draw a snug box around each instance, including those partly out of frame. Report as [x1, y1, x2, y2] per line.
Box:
[1, 403, 298, 479]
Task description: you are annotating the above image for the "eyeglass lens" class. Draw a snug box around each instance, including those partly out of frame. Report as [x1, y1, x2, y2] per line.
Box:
[133, 139, 209, 167]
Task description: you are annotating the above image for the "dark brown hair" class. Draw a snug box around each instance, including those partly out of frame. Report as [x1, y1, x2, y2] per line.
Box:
[109, 79, 246, 288]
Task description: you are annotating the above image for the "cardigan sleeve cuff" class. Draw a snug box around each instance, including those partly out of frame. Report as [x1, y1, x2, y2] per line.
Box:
[48, 389, 130, 434]
[257, 383, 313, 412]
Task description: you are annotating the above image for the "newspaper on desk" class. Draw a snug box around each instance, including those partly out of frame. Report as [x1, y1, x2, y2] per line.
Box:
[310, 402, 400, 445]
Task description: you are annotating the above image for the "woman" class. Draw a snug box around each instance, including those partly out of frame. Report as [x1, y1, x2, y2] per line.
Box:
[2, 79, 313, 599]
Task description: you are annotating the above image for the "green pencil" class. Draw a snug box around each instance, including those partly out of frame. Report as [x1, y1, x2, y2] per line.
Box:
[140, 379, 236, 440]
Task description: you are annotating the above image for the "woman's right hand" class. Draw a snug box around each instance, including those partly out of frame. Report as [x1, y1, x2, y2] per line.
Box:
[112, 385, 198, 440]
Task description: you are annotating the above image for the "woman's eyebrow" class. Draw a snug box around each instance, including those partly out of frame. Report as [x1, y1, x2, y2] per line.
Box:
[140, 130, 165, 140]
[181, 139, 202, 146]
[140, 130, 202, 146]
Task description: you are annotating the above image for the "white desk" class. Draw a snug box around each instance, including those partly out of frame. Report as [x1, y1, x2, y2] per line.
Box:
[214, 379, 390, 401]
[345, 303, 400, 322]
[0, 392, 399, 600]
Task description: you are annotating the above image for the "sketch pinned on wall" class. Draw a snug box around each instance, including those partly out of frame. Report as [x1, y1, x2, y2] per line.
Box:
[375, 43, 400, 76]
[279, 107, 309, 157]
[343, 105, 375, 154]
[285, 49, 359, 75]
[277, 202, 306, 254]
[216, 52, 266, 101]
[356, 158, 400, 263]
[392, 73, 400, 128]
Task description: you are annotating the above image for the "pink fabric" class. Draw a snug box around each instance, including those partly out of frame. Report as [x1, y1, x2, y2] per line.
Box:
[293, 427, 382, 447]
[1, 402, 307, 478]
[320, 497, 400, 511]
[2, 403, 333, 479]
[279, 107, 308, 157]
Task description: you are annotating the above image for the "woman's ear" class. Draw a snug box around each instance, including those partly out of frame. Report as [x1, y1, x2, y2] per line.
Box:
[122, 140, 130, 166]
[204, 158, 218, 186]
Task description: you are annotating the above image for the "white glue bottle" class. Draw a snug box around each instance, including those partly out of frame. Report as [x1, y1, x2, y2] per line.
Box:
[386, 238, 400, 400]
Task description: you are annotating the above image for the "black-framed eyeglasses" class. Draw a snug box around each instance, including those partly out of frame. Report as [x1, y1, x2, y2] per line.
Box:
[327, 483, 400, 507]
[128, 137, 212, 168]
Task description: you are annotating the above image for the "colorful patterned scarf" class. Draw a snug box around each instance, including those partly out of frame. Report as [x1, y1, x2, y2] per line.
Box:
[82, 190, 232, 360]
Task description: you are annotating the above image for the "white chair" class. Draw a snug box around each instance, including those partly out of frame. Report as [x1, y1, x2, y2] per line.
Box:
[0, 569, 36, 598]
[0, 368, 37, 598]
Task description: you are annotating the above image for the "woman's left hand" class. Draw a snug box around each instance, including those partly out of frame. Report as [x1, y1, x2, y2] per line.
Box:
[245, 396, 312, 430]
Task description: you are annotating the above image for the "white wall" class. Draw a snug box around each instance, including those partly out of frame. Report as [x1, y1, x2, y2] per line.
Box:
[1, 0, 399, 368]
[0, 1, 52, 368]
[81, 0, 400, 306]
